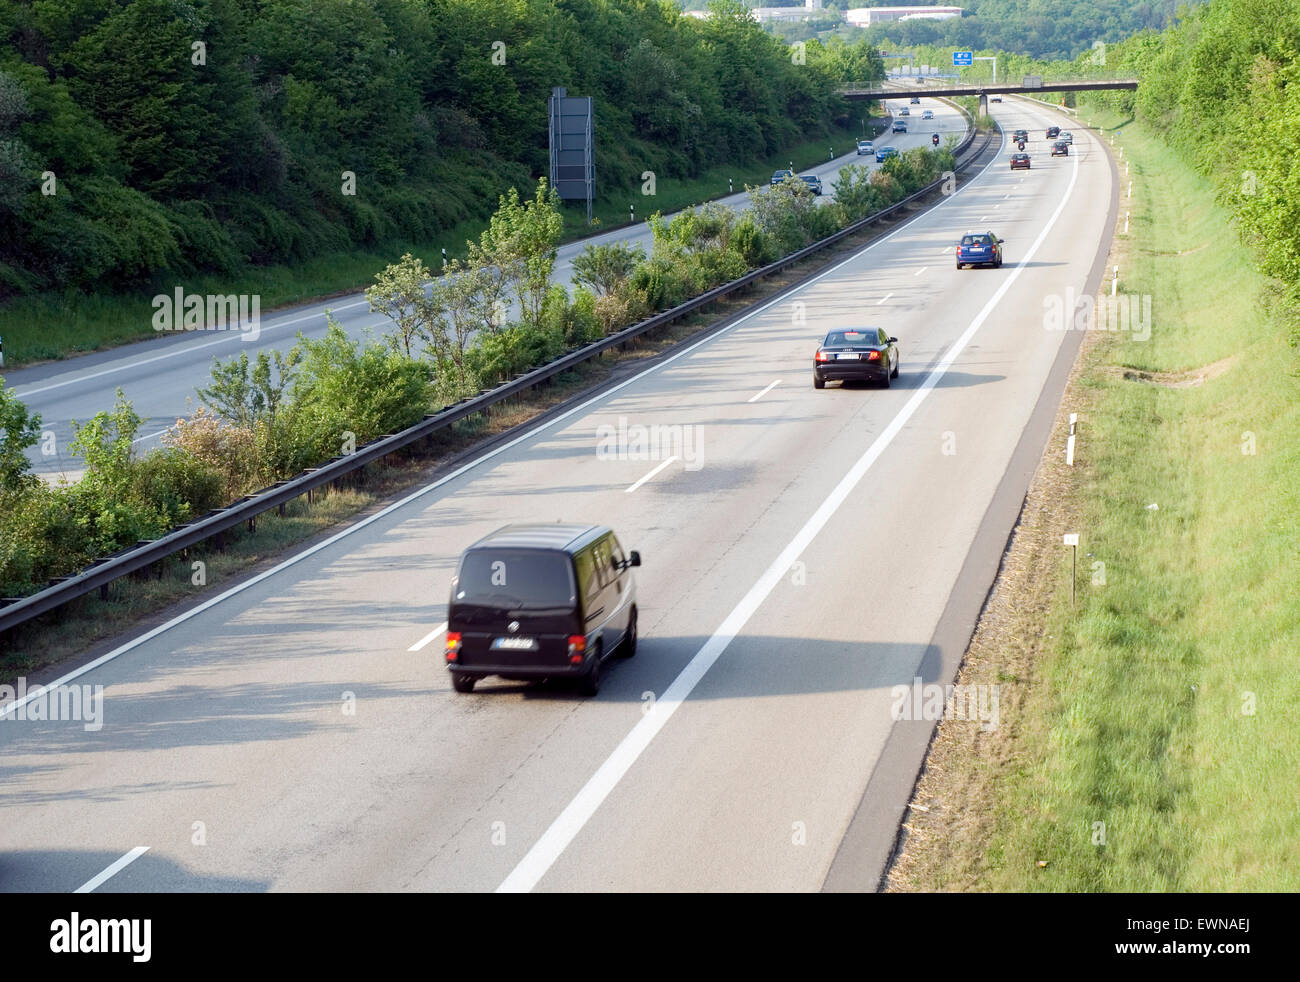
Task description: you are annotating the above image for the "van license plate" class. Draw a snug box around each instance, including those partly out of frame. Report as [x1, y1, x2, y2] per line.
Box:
[492, 637, 537, 651]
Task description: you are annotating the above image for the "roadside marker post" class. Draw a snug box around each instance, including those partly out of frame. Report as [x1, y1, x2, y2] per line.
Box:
[1067, 413, 1077, 467]
[1064, 533, 1079, 605]
[1112, 266, 1119, 296]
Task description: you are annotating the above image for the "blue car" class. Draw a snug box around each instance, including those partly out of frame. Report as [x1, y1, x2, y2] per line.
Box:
[956, 230, 1004, 269]
[875, 146, 899, 163]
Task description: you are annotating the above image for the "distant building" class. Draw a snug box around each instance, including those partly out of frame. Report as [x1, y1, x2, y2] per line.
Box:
[844, 5, 963, 27]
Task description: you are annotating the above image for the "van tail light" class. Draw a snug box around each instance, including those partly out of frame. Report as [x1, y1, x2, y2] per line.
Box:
[815, 350, 830, 362]
[568, 635, 586, 664]
[445, 631, 462, 662]
[867, 350, 881, 361]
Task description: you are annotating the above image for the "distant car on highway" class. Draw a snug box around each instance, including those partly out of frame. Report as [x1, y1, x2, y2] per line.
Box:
[1051, 140, 1069, 156]
[899, 106, 909, 116]
[1060, 131, 1074, 144]
[1010, 152, 1031, 170]
[771, 169, 793, 185]
[813, 327, 899, 389]
[1012, 129, 1029, 145]
[921, 109, 934, 120]
[990, 95, 1002, 103]
[956, 231, 1004, 269]
[910, 96, 921, 104]
[445, 523, 641, 696]
[876, 146, 899, 162]
[857, 140, 874, 155]
[1046, 125, 1061, 139]
[892, 119, 907, 132]
[800, 174, 823, 196]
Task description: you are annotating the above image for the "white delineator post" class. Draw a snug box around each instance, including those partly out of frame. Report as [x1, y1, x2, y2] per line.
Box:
[1067, 412, 1077, 467]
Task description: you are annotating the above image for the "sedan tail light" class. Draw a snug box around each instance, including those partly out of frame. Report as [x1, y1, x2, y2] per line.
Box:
[815, 350, 830, 362]
[867, 350, 881, 361]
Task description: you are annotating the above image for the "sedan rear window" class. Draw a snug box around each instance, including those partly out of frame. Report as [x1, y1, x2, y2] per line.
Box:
[456, 550, 576, 607]
[824, 330, 876, 345]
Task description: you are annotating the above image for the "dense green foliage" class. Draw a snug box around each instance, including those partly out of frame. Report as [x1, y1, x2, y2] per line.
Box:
[0, 0, 882, 301]
[1079, 0, 1300, 320]
[727, 0, 1209, 61]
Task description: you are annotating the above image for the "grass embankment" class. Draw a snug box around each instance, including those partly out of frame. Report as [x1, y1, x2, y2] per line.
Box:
[890, 110, 1299, 890]
[0, 125, 867, 367]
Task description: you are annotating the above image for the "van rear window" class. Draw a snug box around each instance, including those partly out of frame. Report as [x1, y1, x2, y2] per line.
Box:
[455, 550, 576, 607]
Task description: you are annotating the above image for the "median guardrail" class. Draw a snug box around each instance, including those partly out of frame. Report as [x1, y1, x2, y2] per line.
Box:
[0, 116, 995, 637]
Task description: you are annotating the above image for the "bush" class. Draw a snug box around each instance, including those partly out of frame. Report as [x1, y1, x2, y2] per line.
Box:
[288, 320, 433, 447]
[731, 213, 776, 268]
[165, 407, 265, 500]
[128, 447, 225, 520]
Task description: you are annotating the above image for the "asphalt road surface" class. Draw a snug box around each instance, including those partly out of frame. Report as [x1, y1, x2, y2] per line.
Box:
[5, 99, 966, 479]
[0, 97, 1114, 892]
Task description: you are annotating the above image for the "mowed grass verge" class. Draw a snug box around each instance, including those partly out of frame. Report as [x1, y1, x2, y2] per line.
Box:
[0, 125, 867, 367]
[892, 111, 1299, 890]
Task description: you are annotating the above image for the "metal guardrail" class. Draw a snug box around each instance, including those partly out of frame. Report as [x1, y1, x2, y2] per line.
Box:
[0, 119, 994, 637]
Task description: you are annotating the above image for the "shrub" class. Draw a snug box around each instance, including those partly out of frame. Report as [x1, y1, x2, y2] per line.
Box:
[165, 407, 265, 500]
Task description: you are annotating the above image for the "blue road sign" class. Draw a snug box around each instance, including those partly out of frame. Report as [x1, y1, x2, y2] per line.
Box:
[953, 51, 973, 66]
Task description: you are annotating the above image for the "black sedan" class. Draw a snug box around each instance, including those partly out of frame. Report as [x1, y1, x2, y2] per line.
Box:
[1051, 140, 1069, 156]
[800, 174, 823, 196]
[814, 327, 899, 389]
[1012, 129, 1029, 145]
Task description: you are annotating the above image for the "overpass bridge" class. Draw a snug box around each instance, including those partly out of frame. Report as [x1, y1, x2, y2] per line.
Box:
[841, 78, 1139, 115]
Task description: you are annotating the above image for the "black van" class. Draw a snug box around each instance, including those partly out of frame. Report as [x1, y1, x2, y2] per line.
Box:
[444, 524, 641, 695]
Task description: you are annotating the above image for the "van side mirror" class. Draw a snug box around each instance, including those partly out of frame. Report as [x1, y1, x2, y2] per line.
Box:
[629, 551, 642, 567]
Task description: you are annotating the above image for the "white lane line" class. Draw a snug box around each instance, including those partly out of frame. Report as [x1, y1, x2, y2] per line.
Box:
[913, 266, 927, 276]
[747, 380, 781, 403]
[1004, 193, 1011, 199]
[876, 293, 893, 305]
[12, 302, 373, 398]
[625, 456, 678, 494]
[131, 426, 172, 445]
[75, 847, 149, 893]
[408, 622, 448, 652]
[496, 142, 1083, 895]
[1, 134, 1001, 722]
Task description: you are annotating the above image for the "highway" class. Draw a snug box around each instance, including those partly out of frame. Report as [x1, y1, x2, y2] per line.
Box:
[4, 98, 965, 479]
[0, 97, 1115, 892]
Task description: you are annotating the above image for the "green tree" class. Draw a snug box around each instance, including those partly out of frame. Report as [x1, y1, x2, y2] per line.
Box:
[0, 376, 41, 492]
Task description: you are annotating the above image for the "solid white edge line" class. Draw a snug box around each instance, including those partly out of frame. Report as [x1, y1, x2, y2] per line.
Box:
[496, 128, 1084, 894]
[408, 622, 449, 653]
[625, 456, 679, 494]
[876, 293, 892, 305]
[0, 122, 993, 720]
[747, 380, 781, 404]
[74, 846, 149, 893]
[13, 302, 374, 398]
[913, 266, 927, 276]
